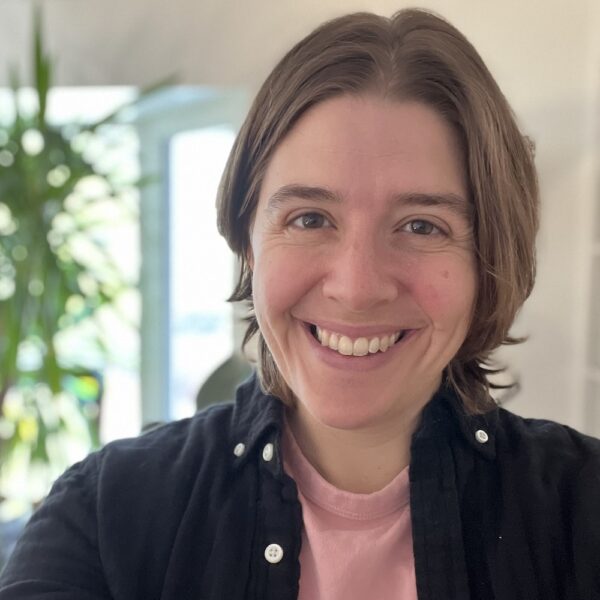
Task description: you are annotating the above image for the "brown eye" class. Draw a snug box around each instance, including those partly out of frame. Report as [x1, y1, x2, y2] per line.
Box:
[292, 213, 330, 229]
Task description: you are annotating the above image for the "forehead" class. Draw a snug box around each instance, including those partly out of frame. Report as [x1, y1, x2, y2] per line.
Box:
[259, 94, 468, 204]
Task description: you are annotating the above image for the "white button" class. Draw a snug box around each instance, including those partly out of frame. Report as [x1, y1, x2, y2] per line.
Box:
[233, 443, 246, 457]
[262, 443, 274, 462]
[475, 429, 489, 444]
[264, 543, 284, 564]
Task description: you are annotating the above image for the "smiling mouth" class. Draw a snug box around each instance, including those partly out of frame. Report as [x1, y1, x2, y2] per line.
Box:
[308, 324, 407, 357]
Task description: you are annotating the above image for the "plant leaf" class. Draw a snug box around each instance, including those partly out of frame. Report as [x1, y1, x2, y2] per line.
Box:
[33, 5, 50, 126]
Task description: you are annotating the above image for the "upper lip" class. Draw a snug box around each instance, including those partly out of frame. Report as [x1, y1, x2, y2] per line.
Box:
[304, 320, 413, 338]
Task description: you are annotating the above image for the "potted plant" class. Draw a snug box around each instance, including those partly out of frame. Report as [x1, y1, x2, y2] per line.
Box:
[0, 9, 145, 531]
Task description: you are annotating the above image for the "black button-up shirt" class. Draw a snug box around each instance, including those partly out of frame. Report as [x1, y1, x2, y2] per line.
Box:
[1, 374, 599, 598]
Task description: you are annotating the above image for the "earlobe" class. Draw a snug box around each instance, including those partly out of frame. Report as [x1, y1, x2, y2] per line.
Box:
[246, 247, 254, 271]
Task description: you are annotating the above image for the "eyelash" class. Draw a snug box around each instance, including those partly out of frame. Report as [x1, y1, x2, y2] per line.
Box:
[289, 212, 445, 236]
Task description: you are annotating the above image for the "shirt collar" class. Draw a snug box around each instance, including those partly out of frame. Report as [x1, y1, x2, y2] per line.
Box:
[229, 373, 284, 470]
[230, 373, 499, 467]
[413, 385, 498, 460]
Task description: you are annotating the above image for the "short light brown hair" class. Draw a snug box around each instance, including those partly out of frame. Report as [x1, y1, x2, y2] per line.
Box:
[217, 8, 539, 414]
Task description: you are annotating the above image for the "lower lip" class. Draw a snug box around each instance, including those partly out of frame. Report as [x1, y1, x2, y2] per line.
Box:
[301, 322, 415, 372]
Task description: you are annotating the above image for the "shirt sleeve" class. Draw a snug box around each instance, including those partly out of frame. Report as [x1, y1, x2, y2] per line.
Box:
[0, 452, 113, 599]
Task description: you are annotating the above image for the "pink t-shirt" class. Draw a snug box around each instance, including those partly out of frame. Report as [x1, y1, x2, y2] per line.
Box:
[282, 421, 418, 600]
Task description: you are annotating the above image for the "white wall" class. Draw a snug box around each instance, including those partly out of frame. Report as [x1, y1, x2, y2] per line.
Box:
[1, 0, 598, 429]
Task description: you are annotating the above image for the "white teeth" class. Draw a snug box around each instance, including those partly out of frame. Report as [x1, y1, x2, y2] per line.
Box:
[338, 336, 353, 355]
[329, 333, 339, 351]
[315, 326, 404, 357]
[353, 337, 369, 356]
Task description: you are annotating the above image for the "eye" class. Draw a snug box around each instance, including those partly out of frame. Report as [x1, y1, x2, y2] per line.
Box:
[402, 219, 442, 235]
[290, 212, 332, 229]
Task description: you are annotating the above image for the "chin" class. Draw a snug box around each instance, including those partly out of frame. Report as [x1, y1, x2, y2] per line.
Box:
[294, 382, 398, 431]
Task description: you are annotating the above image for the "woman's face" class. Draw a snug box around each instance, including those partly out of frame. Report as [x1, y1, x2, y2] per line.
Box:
[249, 94, 477, 431]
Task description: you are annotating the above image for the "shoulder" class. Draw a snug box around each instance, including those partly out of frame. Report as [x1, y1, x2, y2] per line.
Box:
[491, 408, 600, 588]
[83, 372, 279, 499]
[495, 407, 600, 463]
[98, 401, 236, 475]
[43, 401, 240, 525]
[493, 407, 600, 499]
[0, 375, 276, 595]
[94, 372, 277, 478]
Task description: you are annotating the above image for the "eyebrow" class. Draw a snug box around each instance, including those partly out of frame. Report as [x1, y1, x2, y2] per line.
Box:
[396, 191, 473, 220]
[266, 185, 341, 213]
[266, 184, 472, 220]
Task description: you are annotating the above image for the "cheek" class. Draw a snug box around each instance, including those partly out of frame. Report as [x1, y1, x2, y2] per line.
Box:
[409, 260, 477, 325]
[252, 251, 315, 324]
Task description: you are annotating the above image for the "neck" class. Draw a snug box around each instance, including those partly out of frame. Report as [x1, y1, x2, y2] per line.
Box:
[286, 400, 426, 494]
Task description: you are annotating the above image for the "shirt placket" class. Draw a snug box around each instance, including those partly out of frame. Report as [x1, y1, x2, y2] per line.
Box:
[410, 419, 472, 600]
[252, 435, 303, 600]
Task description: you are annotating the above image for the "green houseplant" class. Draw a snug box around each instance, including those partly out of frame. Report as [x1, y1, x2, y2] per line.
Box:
[0, 10, 145, 511]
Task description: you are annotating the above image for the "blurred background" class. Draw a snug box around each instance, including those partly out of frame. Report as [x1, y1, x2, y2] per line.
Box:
[0, 0, 598, 558]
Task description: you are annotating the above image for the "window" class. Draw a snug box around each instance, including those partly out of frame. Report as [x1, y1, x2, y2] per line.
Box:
[134, 87, 248, 426]
[168, 127, 236, 419]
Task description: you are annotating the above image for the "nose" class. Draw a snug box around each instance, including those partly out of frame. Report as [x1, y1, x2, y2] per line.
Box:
[321, 234, 400, 313]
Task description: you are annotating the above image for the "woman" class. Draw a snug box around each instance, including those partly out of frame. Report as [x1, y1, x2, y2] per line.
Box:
[1, 8, 598, 600]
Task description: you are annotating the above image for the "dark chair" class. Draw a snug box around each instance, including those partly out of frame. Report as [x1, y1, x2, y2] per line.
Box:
[196, 352, 253, 411]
